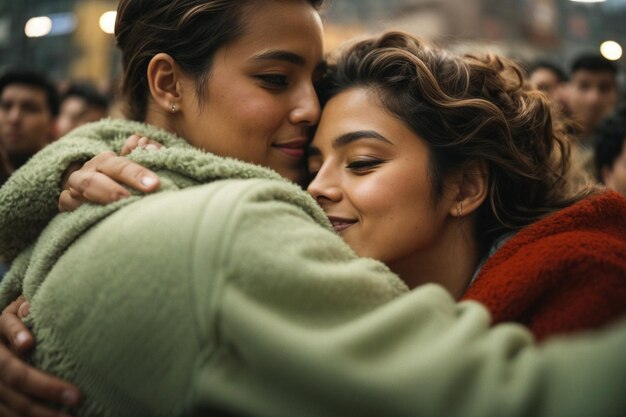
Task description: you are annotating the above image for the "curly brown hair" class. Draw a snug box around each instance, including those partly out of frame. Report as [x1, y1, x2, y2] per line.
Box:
[115, 0, 325, 121]
[320, 31, 595, 250]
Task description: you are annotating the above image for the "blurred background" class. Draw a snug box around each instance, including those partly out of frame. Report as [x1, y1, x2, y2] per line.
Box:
[0, 0, 623, 87]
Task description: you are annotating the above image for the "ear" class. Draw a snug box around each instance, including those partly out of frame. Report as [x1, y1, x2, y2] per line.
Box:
[147, 53, 184, 114]
[449, 160, 488, 218]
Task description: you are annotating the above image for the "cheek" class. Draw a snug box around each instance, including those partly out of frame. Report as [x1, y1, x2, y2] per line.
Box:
[355, 171, 433, 234]
[217, 82, 286, 135]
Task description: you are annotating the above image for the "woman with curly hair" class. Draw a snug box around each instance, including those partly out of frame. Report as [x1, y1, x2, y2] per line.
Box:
[307, 32, 626, 340]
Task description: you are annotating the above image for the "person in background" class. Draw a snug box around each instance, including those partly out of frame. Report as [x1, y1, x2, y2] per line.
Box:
[0, 70, 59, 172]
[56, 83, 110, 138]
[527, 60, 569, 113]
[567, 54, 619, 140]
[595, 103, 626, 197]
[559, 54, 619, 181]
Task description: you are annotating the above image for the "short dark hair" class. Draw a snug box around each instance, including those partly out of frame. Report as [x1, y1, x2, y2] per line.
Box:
[115, 0, 325, 121]
[528, 61, 568, 82]
[594, 105, 626, 182]
[62, 83, 110, 111]
[0, 70, 60, 116]
[571, 54, 617, 77]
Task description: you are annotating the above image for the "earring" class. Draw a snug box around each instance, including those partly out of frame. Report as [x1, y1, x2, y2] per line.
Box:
[170, 103, 177, 113]
[456, 203, 463, 218]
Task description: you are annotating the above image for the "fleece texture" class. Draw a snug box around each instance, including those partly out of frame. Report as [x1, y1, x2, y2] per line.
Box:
[0, 118, 285, 263]
[0, 120, 625, 417]
[464, 191, 626, 340]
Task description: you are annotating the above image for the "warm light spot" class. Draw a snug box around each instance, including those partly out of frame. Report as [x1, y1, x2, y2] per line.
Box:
[600, 41, 622, 61]
[25, 16, 52, 38]
[99, 11, 117, 34]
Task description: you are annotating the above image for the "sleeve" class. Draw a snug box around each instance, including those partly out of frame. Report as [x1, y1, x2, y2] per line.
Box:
[0, 125, 123, 262]
[188, 180, 626, 417]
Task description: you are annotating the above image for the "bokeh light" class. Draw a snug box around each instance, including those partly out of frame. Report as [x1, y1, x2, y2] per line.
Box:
[600, 40, 623, 61]
[24, 16, 53, 38]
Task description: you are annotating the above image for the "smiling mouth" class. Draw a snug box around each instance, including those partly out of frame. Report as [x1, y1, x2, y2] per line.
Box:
[272, 140, 307, 159]
[327, 217, 357, 232]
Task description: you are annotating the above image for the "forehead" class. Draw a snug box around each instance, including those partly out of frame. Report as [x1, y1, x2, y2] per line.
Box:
[229, 0, 324, 58]
[1, 84, 47, 103]
[571, 70, 616, 86]
[313, 88, 426, 149]
[530, 68, 560, 82]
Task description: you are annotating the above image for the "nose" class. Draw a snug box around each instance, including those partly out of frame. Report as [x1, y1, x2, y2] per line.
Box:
[307, 163, 342, 205]
[289, 82, 321, 127]
[6, 105, 21, 123]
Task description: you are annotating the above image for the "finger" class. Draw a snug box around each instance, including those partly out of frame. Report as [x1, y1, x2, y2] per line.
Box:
[144, 142, 164, 151]
[67, 169, 130, 204]
[0, 380, 75, 417]
[77, 172, 131, 205]
[1, 296, 25, 315]
[137, 137, 148, 148]
[17, 303, 30, 320]
[58, 190, 86, 213]
[0, 348, 80, 409]
[0, 312, 33, 352]
[120, 134, 141, 157]
[96, 157, 160, 192]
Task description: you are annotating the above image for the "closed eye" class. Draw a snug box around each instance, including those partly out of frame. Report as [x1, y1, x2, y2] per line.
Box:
[346, 158, 385, 172]
[256, 74, 289, 89]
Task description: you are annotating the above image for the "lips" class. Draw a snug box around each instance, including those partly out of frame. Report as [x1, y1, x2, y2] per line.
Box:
[327, 216, 357, 232]
[273, 138, 307, 159]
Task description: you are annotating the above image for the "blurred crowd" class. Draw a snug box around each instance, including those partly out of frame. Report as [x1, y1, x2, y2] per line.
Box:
[1, 51, 624, 198]
[0, 71, 111, 184]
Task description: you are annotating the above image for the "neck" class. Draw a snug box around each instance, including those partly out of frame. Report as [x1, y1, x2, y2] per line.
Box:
[144, 103, 178, 136]
[388, 218, 481, 299]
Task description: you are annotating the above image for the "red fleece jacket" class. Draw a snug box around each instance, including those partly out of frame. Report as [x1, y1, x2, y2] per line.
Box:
[463, 191, 626, 340]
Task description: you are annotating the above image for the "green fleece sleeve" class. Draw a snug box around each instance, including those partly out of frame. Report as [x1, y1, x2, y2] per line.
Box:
[189, 180, 626, 417]
[0, 125, 120, 261]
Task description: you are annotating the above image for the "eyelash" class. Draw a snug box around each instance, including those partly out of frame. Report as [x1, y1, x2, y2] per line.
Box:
[346, 158, 385, 172]
[256, 74, 289, 89]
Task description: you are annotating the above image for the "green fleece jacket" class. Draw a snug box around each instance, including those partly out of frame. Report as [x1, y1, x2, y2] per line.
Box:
[0, 119, 625, 417]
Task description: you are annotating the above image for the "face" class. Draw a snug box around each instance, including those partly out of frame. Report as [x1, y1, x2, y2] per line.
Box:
[57, 97, 107, 137]
[177, 0, 324, 183]
[529, 68, 562, 99]
[0, 84, 55, 156]
[568, 70, 618, 134]
[603, 138, 626, 197]
[307, 88, 455, 272]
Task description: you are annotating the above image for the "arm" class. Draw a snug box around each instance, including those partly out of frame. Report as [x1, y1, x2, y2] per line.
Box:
[0, 123, 162, 261]
[190, 180, 626, 417]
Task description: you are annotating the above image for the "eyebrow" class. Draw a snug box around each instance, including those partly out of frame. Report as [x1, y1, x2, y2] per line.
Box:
[332, 130, 392, 149]
[308, 130, 393, 155]
[252, 50, 307, 66]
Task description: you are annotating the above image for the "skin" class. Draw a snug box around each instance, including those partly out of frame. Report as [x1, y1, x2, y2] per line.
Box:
[0, 84, 55, 160]
[529, 68, 562, 99]
[307, 88, 482, 296]
[56, 97, 107, 138]
[602, 138, 626, 197]
[146, 1, 324, 183]
[568, 70, 618, 137]
[0, 0, 325, 415]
